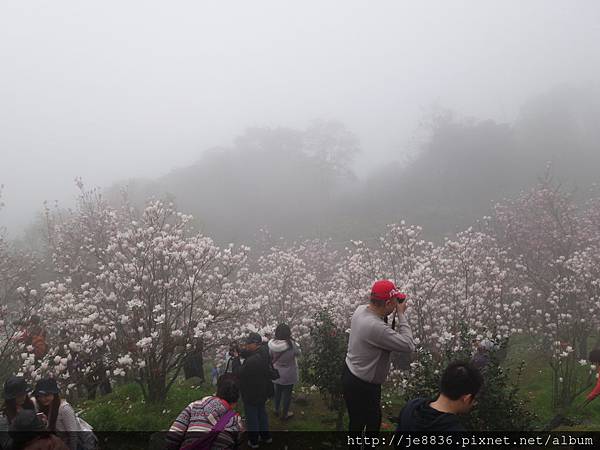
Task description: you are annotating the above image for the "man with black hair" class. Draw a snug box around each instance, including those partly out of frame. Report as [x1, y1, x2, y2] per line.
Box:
[343, 280, 415, 435]
[396, 360, 483, 432]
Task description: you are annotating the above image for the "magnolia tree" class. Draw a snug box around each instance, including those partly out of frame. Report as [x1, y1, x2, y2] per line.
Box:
[22, 184, 250, 402]
[334, 222, 520, 353]
[0, 186, 39, 377]
[491, 178, 600, 409]
[246, 239, 339, 342]
[334, 222, 435, 332]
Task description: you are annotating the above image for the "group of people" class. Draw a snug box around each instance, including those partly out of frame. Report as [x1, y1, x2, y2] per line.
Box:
[0, 376, 90, 450]
[166, 323, 301, 449]
[166, 279, 484, 449]
[5, 279, 599, 449]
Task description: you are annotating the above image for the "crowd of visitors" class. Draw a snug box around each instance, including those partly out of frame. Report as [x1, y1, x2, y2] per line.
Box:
[2, 280, 599, 449]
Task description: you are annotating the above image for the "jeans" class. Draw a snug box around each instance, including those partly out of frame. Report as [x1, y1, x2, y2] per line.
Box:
[244, 402, 271, 445]
[273, 383, 293, 417]
[342, 363, 381, 435]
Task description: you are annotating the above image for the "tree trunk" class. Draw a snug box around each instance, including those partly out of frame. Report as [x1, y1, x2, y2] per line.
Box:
[148, 372, 167, 403]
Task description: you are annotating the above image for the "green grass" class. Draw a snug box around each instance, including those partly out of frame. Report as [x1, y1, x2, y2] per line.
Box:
[78, 378, 214, 431]
[505, 335, 600, 431]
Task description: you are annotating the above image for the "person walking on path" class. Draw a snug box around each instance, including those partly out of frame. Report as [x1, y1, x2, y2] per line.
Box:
[268, 323, 301, 420]
[343, 279, 415, 436]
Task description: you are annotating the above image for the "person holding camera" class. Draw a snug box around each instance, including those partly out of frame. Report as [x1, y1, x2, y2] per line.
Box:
[343, 280, 415, 435]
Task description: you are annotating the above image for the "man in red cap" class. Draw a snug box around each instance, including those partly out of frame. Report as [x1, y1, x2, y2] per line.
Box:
[343, 279, 415, 439]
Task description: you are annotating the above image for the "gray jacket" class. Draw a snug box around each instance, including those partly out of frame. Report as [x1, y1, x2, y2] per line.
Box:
[268, 339, 301, 385]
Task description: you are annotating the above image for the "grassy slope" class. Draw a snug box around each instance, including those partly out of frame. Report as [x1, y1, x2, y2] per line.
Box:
[79, 348, 600, 432]
[504, 335, 600, 430]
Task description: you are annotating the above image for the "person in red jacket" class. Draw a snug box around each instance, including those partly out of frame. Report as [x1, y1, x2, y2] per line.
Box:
[586, 349, 600, 403]
[17, 316, 48, 360]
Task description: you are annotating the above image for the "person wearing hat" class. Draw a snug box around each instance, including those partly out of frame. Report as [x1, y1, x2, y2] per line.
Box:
[9, 409, 69, 450]
[343, 280, 416, 437]
[1, 376, 36, 449]
[239, 332, 272, 448]
[32, 378, 82, 450]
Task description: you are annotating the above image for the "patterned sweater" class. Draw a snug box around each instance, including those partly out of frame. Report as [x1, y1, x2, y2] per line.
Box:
[166, 396, 243, 449]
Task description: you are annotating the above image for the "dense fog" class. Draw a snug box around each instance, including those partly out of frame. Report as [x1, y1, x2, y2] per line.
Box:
[1, 1, 600, 243]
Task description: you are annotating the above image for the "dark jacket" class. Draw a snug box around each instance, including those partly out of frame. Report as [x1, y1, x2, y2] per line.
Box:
[239, 347, 271, 406]
[396, 398, 466, 432]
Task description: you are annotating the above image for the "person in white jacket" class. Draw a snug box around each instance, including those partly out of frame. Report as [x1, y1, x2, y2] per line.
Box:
[268, 323, 301, 420]
[33, 378, 82, 450]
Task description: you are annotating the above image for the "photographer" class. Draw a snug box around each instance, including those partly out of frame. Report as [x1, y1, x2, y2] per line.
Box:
[343, 280, 415, 435]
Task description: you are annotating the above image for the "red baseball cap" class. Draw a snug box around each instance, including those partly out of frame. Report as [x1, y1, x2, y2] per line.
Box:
[370, 280, 406, 302]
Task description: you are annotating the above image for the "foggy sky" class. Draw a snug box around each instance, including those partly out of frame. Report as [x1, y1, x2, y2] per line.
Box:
[1, 0, 600, 234]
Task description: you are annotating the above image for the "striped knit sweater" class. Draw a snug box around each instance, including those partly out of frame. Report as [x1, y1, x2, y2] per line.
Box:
[166, 396, 242, 449]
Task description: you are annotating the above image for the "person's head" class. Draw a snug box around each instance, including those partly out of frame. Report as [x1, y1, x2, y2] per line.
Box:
[242, 332, 263, 353]
[33, 378, 60, 408]
[9, 409, 49, 449]
[3, 376, 34, 422]
[4, 377, 29, 407]
[439, 361, 483, 414]
[33, 379, 61, 430]
[216, 374, 240, 405]
[477, 339, 494, 353]
[274, 323, 292, 341]
[369, 280, 406, 317]
[29, 315, 40, 326]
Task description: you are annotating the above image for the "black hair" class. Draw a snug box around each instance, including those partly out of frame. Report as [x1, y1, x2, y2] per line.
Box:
[439, 360, 483, 401]
[275, 323, 294, 351]
[216, 374, 239, 404]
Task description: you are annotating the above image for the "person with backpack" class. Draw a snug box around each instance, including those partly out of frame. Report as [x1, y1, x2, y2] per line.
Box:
[1, 376, 36, 449]
[238, 332, 272, 449]
[32, 378, 95, 450]
[395, 361, 483, 432]
[268, 323, 300, 420]
[9, 410, 69, 450]
[166, 374, 243, 450]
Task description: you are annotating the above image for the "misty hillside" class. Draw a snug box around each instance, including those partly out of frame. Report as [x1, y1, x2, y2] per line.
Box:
[108, 85, 600, 244]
